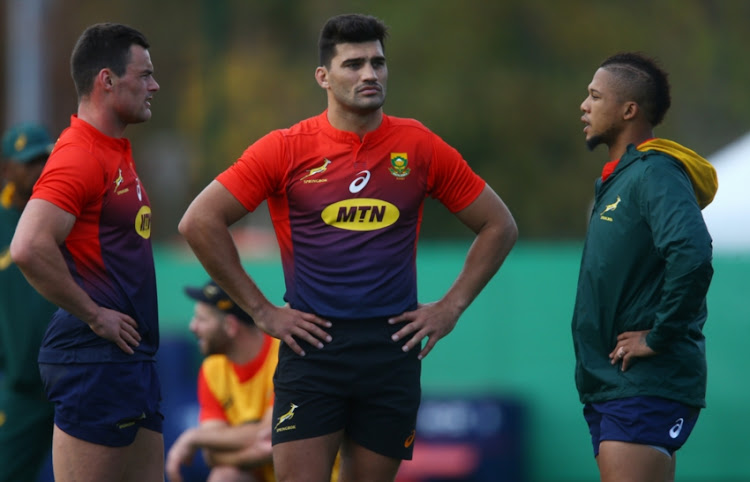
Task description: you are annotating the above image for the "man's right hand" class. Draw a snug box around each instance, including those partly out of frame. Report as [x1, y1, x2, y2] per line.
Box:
[254, 304, 332, 357]
[87, 307, 141, 354]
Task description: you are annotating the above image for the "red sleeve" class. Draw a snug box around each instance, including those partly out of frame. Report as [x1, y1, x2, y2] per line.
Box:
[216, 130, 288, 212]
[31, 145, 105, 216]
[197, 364, 228, 423]
[426, 134, 485, 213]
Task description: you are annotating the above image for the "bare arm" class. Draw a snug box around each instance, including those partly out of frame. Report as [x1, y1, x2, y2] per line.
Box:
[10, 199, 140, 353]
[389, 185, 518, 359]
[203, 411, 273, 468]
[178, 181, 331, 355]
[165, 415, 272, 482]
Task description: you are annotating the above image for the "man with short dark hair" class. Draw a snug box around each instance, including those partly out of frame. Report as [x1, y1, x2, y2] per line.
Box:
[574, 51, 717, 482]
[0, 122, 57, 482]
[179, 13, 518, 482]
[10, 23, 162, 482]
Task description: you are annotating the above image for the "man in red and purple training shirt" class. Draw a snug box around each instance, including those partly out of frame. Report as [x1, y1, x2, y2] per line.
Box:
[179, 13, 518, 482]
[11, 22, 163, 482]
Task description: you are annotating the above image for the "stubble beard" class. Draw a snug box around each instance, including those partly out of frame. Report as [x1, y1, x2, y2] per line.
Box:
[585, 124, 617, 152]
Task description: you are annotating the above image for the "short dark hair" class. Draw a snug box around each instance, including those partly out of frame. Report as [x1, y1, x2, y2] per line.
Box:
[600, 52, 671, 126]
[318, 14, 388, 68]
[70, 23, 150, 99]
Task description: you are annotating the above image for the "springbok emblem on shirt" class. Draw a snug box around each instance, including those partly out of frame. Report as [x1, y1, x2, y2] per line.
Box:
[600, 195, 622, 216]
[301, 159, 331, 180]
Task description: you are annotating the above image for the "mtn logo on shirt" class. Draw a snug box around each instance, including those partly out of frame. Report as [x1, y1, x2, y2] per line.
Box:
[135, 205, 152, 239]
[321, 198, 399, 231]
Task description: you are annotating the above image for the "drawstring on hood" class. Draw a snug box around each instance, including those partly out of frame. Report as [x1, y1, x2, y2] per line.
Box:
[637, 138, 718, 209]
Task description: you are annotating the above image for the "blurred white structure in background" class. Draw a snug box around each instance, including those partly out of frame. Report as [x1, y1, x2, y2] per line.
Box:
[702, 132, 750, 254]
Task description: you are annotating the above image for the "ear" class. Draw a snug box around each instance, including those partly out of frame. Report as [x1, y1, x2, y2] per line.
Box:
[97, 68, 116, 92]
[223, 314, 240, 336]
[315, 66, 329, 89]
[622, 101, 639, 121]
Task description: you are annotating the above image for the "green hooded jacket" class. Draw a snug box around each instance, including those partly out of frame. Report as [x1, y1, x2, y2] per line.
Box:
[572, 138, 718, 407]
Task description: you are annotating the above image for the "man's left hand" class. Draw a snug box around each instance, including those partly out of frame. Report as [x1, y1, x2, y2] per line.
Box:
[388, 302, 460, 360]
[609, 330, 657, 371]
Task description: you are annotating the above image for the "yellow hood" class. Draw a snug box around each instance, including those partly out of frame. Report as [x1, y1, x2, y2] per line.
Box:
[637, 138, 718, 209]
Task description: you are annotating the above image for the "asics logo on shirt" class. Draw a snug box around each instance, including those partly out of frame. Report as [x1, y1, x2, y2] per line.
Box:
[349, 170, 371, 193]
[669, 418, 684, 439]
[321, 198, 399, 231]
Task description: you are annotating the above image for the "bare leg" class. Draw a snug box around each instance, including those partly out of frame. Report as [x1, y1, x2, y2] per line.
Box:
[667, 452, 676, 482]
[338, 435, 401, 482]
[207, 465, 262, 482]
[52, 424, 163, 482]
[273, 431, 342, 482]
[597, 440, 673, 482]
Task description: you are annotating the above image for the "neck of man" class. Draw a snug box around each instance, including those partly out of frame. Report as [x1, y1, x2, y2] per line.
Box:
[227, 327, 265, 365]
[326, 105, 383, 140]
[78, 98, 127, 139]
[607, 125, 655, 161]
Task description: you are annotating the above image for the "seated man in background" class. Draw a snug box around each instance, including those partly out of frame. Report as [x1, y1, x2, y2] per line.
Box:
[166, 279, 279, 482]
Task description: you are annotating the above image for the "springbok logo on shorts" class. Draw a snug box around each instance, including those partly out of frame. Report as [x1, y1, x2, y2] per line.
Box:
[669, 418, 684, 439]
[116, 412, 146, 430]
[275, 403, 299, 432]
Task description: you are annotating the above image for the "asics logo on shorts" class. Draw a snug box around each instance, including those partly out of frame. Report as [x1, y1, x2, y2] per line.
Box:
[403, 429, 416, 448]
[669, 418, 684, 439]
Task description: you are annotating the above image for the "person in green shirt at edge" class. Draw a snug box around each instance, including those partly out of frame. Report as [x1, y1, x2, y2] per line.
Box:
[0, 122, 57, 482]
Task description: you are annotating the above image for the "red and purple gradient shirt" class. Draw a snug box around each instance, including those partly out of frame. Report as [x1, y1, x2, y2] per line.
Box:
[32, 116, 158, 363]
[218, 112, 485, 319]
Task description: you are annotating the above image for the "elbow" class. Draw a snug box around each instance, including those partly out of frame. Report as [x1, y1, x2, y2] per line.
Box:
[9, 234, 35, 271]
[500, 212, 519, 249]
[177, 207, 199, 242]
[506, 215, 519, 245]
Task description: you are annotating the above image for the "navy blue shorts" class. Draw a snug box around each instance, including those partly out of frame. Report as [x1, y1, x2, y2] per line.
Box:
[39, 361, 163, 447]
[272, 317, 421, 460]
[583, 396, 700, 457]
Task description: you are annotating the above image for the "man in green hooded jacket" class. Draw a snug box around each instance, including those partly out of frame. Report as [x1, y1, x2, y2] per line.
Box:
[574, 52, 717, 482]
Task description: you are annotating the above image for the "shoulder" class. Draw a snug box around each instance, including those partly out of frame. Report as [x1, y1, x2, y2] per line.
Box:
[638, 152, 688, 181]
[624, 147, 684, 179]
[280, 113, 327, 138]
[384, 114, 435, 136]
[202, 354, 232, 373]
